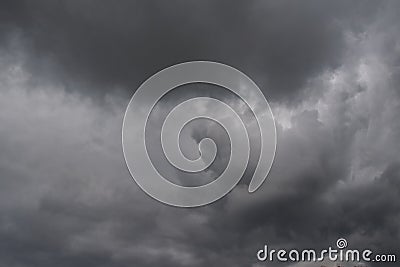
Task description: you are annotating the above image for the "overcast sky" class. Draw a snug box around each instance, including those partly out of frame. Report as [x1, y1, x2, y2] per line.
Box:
[0, 1, 399, 266]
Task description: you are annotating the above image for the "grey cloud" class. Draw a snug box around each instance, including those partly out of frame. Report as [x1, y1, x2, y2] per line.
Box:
[0, 0, 382, 102]
[1, 1, 400, 267]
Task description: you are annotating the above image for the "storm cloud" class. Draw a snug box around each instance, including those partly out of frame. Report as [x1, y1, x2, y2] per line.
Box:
[0, 1, 399, 267]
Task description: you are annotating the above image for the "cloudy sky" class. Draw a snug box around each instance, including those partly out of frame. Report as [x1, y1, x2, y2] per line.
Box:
[1, 1, 400, 266]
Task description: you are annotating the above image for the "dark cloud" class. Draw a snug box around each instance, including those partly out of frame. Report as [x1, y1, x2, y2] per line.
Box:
[0, 0, 381, 102]
[0, 1, 400, 267]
